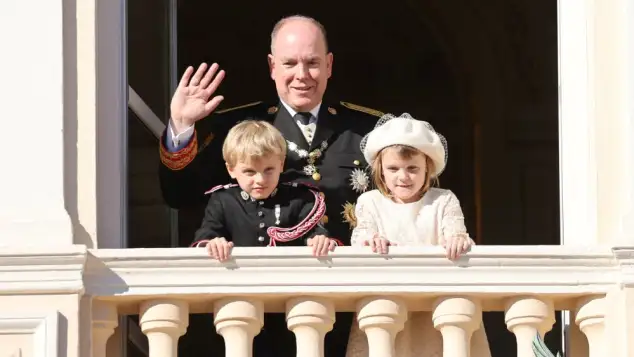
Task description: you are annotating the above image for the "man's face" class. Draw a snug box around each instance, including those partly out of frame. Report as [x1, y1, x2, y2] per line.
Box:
[268, 20, 333, 112]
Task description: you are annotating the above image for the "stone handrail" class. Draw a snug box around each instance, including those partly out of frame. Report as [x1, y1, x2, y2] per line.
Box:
[2, 245, 632, 356]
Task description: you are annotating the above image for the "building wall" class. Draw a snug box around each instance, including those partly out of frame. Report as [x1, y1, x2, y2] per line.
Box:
[0, 0, 634, 356]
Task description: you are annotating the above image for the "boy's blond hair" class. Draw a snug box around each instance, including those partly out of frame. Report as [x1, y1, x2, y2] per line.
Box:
[222, 120, 287, 167]
[371, 145, 438, 199]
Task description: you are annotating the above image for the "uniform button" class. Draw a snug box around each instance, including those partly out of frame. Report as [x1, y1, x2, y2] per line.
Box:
[258, 211, 263, 216]
[258, 236, 265, 242]
[259, 201, 264, 205]
[354, 160, 360, 165]
[259, 222, 265, 228]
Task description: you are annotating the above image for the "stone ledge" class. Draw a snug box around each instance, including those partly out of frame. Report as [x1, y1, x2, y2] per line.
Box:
[0, 245, 87, 295]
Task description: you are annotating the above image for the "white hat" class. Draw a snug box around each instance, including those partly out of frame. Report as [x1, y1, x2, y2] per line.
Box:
[361, 113, 448, 177]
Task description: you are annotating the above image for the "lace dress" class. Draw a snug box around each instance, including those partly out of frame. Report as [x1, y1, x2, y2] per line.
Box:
[346, 188, 492, 357]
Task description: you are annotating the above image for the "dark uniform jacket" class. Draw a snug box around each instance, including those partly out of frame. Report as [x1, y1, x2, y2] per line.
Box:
[159, 100, 382, 246]
[193, 182, 331, 247]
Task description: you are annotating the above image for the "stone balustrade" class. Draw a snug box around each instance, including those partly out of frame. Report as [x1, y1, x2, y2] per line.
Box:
[3, 245, 634, 356]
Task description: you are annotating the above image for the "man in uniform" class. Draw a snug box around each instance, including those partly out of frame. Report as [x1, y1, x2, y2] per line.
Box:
[159, 14, 383, 357]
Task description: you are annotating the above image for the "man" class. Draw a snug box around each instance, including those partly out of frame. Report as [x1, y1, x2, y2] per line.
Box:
[159, 15, 383, 357]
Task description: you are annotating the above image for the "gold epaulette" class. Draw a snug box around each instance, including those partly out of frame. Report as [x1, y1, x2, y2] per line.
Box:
[160, 132, 198, 171]
[214, 101, 262, 114]
[340, 101, 384, 117]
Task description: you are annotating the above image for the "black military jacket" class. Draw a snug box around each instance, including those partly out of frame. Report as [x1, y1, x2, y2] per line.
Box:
[159, 100, 382, 245]
[193, 182, 329, 247]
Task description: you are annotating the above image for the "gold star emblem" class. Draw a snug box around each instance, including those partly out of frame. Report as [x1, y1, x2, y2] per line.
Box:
[328, 107, 337, 115]
[341, 202, 357, 228]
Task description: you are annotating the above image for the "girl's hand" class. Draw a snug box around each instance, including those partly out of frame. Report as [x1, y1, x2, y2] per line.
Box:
[441, 235, 474, 260]
[364, 234, 396, 254]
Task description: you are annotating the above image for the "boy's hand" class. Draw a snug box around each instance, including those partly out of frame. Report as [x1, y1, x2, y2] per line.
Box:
[306, 235, 337, 257]
[441, 235, 474, 260]
[364, 234, 396, 254]
[206, 237, 234, 262]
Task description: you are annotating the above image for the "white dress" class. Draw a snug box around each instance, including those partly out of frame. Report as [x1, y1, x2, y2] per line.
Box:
[346, 188, 492, 357]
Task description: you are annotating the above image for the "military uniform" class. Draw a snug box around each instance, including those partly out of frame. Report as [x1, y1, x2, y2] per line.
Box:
[185, 182, 330, 357]
[160, 100, 382, 246]
[192, 182, 333, 247]
[159, 100, 383, 357]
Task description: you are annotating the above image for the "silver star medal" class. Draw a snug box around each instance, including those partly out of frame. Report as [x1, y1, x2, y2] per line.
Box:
[350, 168, 370, 193]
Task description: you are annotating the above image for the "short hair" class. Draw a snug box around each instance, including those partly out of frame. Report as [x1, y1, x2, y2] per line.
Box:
[270, 15, 329, 53]
[222, 120, 287, 168]
[371, 145, 438, 198]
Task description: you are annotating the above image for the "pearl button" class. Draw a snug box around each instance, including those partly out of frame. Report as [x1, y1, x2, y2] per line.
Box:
[259, 222, 265, 228]
[258, 211, 263, 216]
[258, 236, 265, 242]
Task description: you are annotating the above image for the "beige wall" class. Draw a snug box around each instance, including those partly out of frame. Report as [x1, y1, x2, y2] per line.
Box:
[0, 295, 81, 357]
[0, 0, 634, 356]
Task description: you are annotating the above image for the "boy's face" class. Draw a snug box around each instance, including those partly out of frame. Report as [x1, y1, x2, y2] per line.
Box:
[227, 155, 284, 200]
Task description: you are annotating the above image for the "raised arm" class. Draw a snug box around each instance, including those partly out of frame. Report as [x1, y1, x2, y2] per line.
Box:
[171, 63, 225, 133]
[158, 63, 227, 208]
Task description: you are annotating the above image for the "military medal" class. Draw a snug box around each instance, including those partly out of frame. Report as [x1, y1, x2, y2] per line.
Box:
[350, 168, 370, 193]
[287, 140, 328, 181]
[274, 204, 281, 225]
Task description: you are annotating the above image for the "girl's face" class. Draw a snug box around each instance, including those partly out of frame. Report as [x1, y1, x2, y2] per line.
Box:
[380, 147, 428, 203]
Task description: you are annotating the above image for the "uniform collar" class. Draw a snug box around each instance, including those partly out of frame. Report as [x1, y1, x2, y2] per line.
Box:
[279, 98, 321, 122]
[240, 187, 279, 202]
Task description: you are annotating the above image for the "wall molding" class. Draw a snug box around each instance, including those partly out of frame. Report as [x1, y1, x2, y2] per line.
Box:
[0, 311, 60, 357]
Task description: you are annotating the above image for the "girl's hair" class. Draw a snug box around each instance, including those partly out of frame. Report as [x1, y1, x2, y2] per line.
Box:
[371, 145, 438, 199]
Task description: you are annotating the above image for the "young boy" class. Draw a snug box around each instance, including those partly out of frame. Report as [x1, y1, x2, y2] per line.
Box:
[191, 119, 342, 260]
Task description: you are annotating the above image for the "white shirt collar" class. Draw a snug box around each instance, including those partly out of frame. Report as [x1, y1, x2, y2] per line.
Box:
[279, 99, 321, 122]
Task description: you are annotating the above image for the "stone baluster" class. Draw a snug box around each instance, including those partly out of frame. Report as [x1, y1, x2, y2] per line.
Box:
[214, 298, 264, 357]
[286, 297, 335, 357]
[356, 297, 407, 357]
[575, 296, 606, 357]
[433, 296, 482, 357]
[140, 300, 189, 357]
[504, 296, 555, 357]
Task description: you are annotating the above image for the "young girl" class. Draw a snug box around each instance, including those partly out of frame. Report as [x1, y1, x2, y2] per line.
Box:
[345, 113, 492, 357]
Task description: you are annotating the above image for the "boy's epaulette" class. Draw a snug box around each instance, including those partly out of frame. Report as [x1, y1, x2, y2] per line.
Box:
[214, 101, 263, 114]
[340, 101, 384, 117]
[204, 183, 239, 195]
